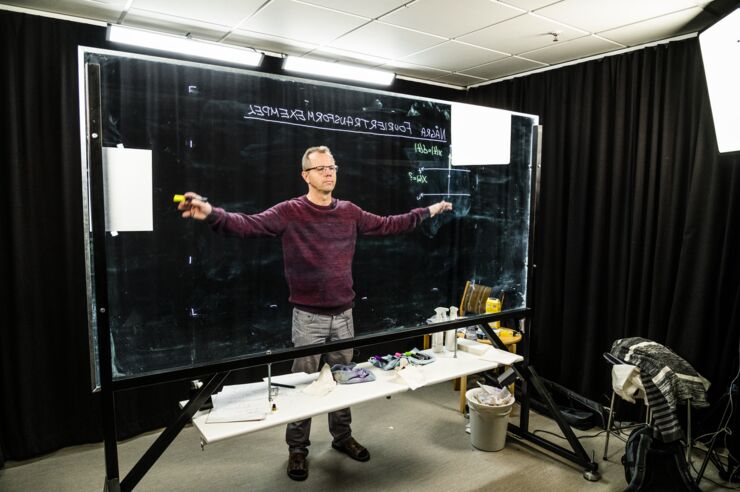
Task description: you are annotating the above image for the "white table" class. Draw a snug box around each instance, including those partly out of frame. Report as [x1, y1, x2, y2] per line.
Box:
[185, 347, 523, 445]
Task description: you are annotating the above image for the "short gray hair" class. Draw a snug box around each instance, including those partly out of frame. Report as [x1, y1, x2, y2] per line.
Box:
[301, 145, 333, 170]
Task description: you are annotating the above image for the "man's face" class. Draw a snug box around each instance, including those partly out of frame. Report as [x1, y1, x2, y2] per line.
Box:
[302, 151, 337, 193]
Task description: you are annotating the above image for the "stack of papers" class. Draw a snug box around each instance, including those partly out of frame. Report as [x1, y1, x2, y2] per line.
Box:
[207, 382, 270, 423]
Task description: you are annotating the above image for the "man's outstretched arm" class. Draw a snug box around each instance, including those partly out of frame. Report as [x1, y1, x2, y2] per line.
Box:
[177, 191, 286, 237]
[358, 200, 453, 236]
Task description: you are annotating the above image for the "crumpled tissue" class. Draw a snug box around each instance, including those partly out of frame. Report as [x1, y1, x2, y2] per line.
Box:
[474, 382, 515, 406]
[302, 363, 336, 397]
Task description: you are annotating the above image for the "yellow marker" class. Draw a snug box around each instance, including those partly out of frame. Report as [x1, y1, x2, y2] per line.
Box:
[173, 194, 208, 203]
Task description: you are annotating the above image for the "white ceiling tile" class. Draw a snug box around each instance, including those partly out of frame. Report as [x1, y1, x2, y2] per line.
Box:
[379, 60, 451, 81]
[535, 0, 705, 33]
[431, 72, 487, 87]
[4, 0, 726, 89]
[132, 0, 265, 28]
[401, 41, 508, 71]
[330, 22, 446, 59]
[226, 30, 318, 56]
[458, 12, 585, 54]
[498, 0, 564, 11]
[2, 0, 126, 22]
[240, 0, 368, 45]
[460, 55, 546, 79]
[522, 34, 623, 64]
[380, 0, 524, 38]
[598, 6, 705, 46]
[297, 0, 409, 19]
[124, 8, 231, 40]
[310, 46, 393, 66]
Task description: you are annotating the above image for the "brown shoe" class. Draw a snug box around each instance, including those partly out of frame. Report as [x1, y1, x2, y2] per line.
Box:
[287, 452, 308, 481]
[332, 437, 370, 462]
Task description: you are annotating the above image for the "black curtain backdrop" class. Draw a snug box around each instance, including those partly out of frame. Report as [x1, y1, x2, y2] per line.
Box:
[0, 12, 190, 464]
[2, 9, 738, 466]
[467, 38, 740, 408]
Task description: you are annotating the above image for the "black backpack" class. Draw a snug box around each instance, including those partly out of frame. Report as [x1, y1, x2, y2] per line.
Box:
[622, 424, 700, 491]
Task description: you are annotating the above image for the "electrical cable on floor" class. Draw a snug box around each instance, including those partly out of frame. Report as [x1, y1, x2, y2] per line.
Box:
[533, 426, 740, 490]
[689, 338, 740, 490]
[689, 451, 740, 491]
[533, 419, 645, 445]
[532, 428, 608, 441]
[534, 424, 739, 488]
[533, 341, 740, 485]
[609, 421, 644, 439]
[693, 362, 738, 447]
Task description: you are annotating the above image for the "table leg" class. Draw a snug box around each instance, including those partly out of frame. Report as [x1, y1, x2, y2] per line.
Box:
[459, 374, 467, 413]
[508, 343, 517, 394]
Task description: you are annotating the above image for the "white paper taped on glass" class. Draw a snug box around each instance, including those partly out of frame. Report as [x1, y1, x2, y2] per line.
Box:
[102, 147, 153, 232]
[450, 102, 512, 166]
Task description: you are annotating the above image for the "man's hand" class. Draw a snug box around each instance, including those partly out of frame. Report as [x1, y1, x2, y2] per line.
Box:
[428, 200, 453, 217]
[177, 191, 212, 220]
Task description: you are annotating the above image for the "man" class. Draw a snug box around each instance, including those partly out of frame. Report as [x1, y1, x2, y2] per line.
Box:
[179, 145, 451, 481]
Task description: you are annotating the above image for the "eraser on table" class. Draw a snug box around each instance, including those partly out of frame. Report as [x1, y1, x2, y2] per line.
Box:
[457, 338, 490, 356]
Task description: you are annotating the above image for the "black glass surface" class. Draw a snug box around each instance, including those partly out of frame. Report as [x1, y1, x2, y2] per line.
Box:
[83, 51, 536, 383]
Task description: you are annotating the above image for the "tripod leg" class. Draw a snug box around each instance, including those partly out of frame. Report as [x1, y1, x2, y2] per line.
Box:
[686, 401, 692, 462]
[603, 391, 616, 460]
[695, 416, 729, 485]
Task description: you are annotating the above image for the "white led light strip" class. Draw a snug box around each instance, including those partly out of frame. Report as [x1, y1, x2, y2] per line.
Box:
[107, 25, 263, 67]
[283, 56, 395, 86]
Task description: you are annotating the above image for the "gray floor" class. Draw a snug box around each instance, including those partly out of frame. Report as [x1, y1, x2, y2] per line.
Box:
[0, 382, 732, 491]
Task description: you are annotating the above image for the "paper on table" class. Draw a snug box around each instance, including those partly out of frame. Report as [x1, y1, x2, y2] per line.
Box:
[206, 400, 268, 423]
[302, 364, 335, 396]
[206, 382, 269, 423]
[102, 147, 153, 232]
[217, 381, 268, 396]
[479, 348, 520, 365]
[397, 366, 426, 390]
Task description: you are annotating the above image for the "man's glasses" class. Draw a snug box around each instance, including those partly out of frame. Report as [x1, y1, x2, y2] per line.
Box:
[304, 165, 339, 173]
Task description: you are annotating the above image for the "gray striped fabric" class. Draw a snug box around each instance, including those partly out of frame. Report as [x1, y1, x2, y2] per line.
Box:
[611, 337, 710, 442]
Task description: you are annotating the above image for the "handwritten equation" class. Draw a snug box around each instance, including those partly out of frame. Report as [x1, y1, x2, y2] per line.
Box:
[413, 142, 444, 156]
[243, 104, 447, 143]
[408, 167, 471, 201]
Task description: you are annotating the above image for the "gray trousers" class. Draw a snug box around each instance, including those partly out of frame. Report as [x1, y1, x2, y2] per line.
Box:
[286, 307, 354, 455]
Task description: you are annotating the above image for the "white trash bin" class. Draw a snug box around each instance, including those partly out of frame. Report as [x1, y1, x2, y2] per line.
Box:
[466, 388, 514, 451]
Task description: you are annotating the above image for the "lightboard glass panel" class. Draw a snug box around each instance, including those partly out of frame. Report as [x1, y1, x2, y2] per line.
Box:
[81, 50, 537, 385]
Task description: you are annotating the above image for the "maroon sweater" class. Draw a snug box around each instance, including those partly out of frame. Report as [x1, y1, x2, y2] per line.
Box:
[208, 195, 430, 314]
